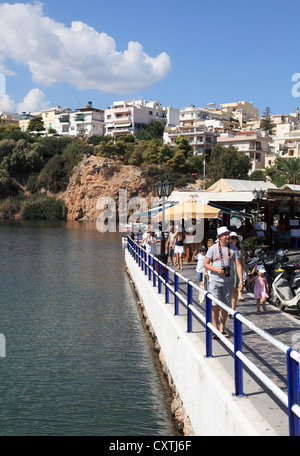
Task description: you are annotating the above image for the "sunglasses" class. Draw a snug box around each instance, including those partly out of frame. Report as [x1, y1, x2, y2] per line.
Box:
[230, 236, 238, 240]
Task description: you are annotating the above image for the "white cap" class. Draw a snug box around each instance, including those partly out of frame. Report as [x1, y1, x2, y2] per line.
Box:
[217, 226, 230, 237]
[230, 231, 238, 237]
[258, 266, 266, 273]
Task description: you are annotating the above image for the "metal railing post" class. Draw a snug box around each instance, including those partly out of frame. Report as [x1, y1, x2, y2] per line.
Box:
[158, 262, 162, 293]
[153, 258, 156, 288]
[234, 313, 244, 397]
[148, 254, 151, 281]
[187, 281, 193, 333]
[165, 267, 169, 303]
[174, 271, 179, 315]
[205, 293, 213, 358]
[287, 348, 300, 436]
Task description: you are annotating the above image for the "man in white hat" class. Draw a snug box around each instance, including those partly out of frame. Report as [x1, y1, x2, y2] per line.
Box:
[204, 226, 243, 338]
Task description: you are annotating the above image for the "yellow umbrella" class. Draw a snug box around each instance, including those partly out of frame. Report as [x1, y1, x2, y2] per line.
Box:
[157, 197, 220, 221]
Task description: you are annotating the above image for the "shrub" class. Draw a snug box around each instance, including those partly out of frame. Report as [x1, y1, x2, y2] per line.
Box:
[21, 194, 66, 220]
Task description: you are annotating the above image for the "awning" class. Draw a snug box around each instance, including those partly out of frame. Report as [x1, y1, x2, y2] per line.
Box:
[134, 202, 176, 219]
[157, 198, 221, 221]
[208, 202, 253, 219]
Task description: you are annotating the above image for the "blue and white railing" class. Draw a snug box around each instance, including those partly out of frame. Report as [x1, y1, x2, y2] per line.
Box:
[127, 236, 300, 437]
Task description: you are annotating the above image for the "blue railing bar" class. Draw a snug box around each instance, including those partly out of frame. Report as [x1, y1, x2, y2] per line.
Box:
[287, 347, 300, 435]
[234, 313, 244, 397]
[187, 281, 193, 332]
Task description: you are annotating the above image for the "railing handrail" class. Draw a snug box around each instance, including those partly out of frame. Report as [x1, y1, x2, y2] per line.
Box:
[126, 236, 300, 436]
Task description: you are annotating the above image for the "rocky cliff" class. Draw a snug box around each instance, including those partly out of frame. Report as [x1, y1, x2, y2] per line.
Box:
[62, 155, 150, 221]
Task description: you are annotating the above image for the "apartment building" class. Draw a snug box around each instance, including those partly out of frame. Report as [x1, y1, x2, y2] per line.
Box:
[220, 101, 259, 129]
[164, 124, 218, 154]
[217, 130, 272, 171]
[55, 102, 105, 137]
[104, 100, 156, 138]
[266, 121, 300, 166]
[145, 100, 179, 127]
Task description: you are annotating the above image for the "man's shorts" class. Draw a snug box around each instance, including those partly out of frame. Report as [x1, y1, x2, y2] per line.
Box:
[209, 280, 233, 307]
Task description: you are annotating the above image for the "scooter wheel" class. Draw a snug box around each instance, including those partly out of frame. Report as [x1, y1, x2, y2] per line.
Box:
[279, 303, 286, 311]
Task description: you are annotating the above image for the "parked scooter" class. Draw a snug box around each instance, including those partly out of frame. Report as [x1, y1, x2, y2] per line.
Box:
[269, 260, 300, 312]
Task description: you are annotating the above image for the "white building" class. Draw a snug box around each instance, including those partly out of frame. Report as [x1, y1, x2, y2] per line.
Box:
[55, 102, 105, 137]
[104, 100, 156, 138]
[217, 130, 272, 171]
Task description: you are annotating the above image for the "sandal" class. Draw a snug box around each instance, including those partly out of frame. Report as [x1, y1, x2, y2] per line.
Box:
[222, 331, 230, 338]
[212, 334, 219, 340]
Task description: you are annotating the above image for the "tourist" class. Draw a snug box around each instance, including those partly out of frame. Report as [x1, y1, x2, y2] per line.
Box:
[173, 231, 185, 270]
[229, 232, 249, 317]
[247, 266, 269, 314]
[165, 225, 177, 266]
[141, 224, 151, 249]
[193, 246, 207, 283]
[144, 230, 157, 256]
[204, 226, 243, 338]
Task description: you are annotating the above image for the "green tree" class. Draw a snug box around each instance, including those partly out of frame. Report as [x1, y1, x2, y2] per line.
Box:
[207, 144, 252, 182]
[260, 107, 275, 134]
[249, 169, 266, 181]
[27, 116, 44, 132]
[274, 156, 300, 185]
[166, 150, 186, 171]
[136, 121, 164, 140]
[174, 135, 193, 159]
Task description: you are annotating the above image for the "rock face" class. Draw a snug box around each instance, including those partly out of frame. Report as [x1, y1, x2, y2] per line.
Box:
[62, 155, 150, 221]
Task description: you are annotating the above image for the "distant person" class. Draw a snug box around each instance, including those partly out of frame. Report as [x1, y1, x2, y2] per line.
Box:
[144, 230, 157, 256]
[165, 225, 177, 266]
[247, 266, 269, 314]
[193, 246, 207, 283]
[173, 231, 185, 270]
[204, 226, 243, 338]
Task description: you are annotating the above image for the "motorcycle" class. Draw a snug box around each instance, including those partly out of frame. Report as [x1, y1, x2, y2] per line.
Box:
[269, 260, 300, 312]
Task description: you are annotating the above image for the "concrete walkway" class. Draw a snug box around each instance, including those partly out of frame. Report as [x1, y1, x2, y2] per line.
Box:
[162, 256, 300, 436]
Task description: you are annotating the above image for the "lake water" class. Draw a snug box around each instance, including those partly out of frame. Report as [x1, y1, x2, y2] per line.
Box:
[0, 221, 175, 436]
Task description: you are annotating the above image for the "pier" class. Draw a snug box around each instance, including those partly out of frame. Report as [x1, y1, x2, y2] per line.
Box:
[125, 236, 300, 436]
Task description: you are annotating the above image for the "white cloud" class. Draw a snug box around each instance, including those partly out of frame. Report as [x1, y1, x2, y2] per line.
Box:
[16, 88, 50, 114]
[0, 2, 172, 94]
[0, 95, 15, 112]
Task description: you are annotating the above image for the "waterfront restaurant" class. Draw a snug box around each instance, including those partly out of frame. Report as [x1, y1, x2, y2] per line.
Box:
[168, 179, 300, 251]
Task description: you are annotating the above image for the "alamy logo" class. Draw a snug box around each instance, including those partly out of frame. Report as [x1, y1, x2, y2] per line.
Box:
[0, 334, 6, 358]
[0, 73, 6, 98]
[291, 73, 300, 98]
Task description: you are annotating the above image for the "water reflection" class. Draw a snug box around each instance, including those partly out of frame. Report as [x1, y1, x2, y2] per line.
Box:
[0, 221, 175, 436]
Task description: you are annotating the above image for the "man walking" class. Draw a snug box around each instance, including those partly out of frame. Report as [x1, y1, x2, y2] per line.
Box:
[204, 226, 243, 338]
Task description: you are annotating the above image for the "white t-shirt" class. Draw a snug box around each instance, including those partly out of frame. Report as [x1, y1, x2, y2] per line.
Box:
[194, 253, 206, 273]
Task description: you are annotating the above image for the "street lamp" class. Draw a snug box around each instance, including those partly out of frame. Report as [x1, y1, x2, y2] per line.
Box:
[252, 188, 265, 219]
[155, 179, 174, 262]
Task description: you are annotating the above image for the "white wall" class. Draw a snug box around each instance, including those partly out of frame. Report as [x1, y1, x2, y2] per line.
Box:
[125, 250, 279, 436]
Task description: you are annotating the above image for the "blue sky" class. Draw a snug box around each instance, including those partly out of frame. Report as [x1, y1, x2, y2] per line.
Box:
[0, 0, 300, 116]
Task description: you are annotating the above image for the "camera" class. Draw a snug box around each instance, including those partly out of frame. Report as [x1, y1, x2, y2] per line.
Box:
[223, 266, 230, 277]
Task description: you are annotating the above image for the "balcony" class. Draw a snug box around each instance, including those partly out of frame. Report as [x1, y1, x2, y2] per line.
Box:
[59, 115, 70, 123]
[75, 114, 84, 122]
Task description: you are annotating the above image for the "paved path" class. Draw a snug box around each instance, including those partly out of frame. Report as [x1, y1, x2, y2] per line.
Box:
[160, 258, 300, 435]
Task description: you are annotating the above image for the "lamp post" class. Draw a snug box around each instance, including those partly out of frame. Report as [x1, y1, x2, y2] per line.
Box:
[252, 188, 265, 220]
[155, 179, 174, 263]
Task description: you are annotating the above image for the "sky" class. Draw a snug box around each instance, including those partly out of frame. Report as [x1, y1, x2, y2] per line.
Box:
[0, 0, 300, 117]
